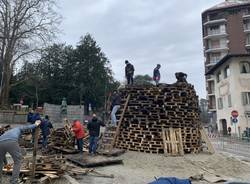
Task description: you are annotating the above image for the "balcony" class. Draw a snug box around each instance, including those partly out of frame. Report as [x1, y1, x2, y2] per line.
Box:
[205, 46, 229, 53]
[204, 32, 227, 40]
[203, 19, 227, 26]
[243, 14, 250, 19]
[206, 62, 217, 67]
[244, 24, 250, 33]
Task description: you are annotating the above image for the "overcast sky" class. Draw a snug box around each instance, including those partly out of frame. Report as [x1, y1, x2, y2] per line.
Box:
[57, 0, 222, 98]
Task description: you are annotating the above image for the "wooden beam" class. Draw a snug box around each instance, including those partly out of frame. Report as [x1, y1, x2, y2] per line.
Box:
[31, 127, 40, 180]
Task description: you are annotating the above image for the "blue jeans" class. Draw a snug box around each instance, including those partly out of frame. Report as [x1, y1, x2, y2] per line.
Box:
[77, 138, 83, 153]
[89, 136, 98, 154]
[111, 105, 120, 125]
[42, 135, 48, 148]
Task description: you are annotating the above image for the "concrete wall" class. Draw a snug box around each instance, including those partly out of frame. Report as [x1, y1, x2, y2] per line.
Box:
[43, 103, 84, 127]
[0, 104, 84, 127]
[0, 111, 27, 124]
[212, 56, 250, 136]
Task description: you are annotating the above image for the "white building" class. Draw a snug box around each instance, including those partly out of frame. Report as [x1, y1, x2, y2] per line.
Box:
[206, 54, 250, 136]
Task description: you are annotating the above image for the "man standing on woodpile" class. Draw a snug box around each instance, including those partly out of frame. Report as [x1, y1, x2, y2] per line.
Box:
[40, 115, 53, 149]
[87, 114, 105, 155]
[153, 64, 161, 85]
[71, 120, 85, 153]
[125, 60, 135, 85]
[0, 121, 41, 184]
[111, 90, 121, 126]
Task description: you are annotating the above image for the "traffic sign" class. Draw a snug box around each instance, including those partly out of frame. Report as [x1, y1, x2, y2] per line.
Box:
[231, 110, 239, 118]
[232, 118, 238, 123]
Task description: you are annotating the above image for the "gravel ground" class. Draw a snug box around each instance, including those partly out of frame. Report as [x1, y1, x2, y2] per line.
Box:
[2, 151, 250, 184]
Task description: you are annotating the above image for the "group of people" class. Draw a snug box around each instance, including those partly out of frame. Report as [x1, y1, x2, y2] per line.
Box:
[0, 111, 105, 184]
[125, 60, 161, 85]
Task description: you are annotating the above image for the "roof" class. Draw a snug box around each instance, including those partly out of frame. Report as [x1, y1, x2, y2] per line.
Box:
[205, 54, 250, 75]
[203, 0, 250, 13]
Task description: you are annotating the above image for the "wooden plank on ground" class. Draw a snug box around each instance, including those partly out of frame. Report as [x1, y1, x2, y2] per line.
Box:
[200, 128, 215, 154]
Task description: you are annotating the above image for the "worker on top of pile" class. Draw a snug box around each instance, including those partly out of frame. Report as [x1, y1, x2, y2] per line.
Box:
[153, 64, 161, 86]
[71, 120, 85, 153]
[87, 114, 105, 156]
[125, 60, 135, 85]
[0, 120, 41, 184]
[111, 90, 121, 126]
[40, 115, 53, 149]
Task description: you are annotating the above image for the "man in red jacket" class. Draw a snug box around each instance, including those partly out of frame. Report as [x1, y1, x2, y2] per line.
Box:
[71, 120, 84, 153]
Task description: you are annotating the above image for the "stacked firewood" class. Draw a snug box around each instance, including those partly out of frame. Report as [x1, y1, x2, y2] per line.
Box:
[115, 81, 202, 154]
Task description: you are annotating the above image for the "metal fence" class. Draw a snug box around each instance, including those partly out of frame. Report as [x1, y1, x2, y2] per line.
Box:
[210, 134, 250, 158]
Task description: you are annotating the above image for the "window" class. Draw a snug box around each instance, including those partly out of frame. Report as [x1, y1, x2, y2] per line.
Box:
[244, 19, 250, 30]
[218, 97, 223, 109]
[224, 65, 230, 78]
[242, 92, 250, 105]
[216, 71, 222, 83]
[246, 34, 250, 45]
[240, 61, 250, 73]
[210, 40, 220, 49]
[210, 53, 221, 64]
[228, 94, 232, 107]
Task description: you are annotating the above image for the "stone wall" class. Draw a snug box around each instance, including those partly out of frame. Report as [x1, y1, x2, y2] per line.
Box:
[43, 103, 84, 126]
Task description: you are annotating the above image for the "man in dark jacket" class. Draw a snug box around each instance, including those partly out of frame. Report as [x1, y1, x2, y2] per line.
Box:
[27, 109, 34, 124]
[87, 114, 105, 155]
[40, 115, 53, 149]
[125, 60, 135, 85]
[31, 109, 41, 143]
[153, 64, 161, 85]
[111, 90, 121, 126]
[0, 121, 41, 184]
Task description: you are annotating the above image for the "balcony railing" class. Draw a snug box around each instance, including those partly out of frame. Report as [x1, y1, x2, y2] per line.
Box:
[205, 46, 229, 53]
[203, 19, 227, 26]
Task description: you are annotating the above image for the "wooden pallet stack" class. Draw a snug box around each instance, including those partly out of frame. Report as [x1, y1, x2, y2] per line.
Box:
[114, 82, 202, 154]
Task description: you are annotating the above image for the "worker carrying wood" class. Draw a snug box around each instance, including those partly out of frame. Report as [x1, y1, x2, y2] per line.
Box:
[125, 60, 135, 85]
[71, 120, 85, 153]
[153, 64, 161, 85]
[0, 120, 41, 184]
[87, 114, 105, 155]
[111, 90, 121, 126]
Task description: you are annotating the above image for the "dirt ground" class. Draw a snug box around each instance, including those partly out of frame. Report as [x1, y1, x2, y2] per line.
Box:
[2, 151, 250, 184]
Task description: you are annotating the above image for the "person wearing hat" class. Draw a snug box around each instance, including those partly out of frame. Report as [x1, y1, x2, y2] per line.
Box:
[0, 121, 41, 184]
[125, 60, 135, 85]
[153, 64, 161, 85]
[40, 115, 53, 149]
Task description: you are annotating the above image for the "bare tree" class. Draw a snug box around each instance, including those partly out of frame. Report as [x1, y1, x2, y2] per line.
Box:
[0, 0, 60, 107]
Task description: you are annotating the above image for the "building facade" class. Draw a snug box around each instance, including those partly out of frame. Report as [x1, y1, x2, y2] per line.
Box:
[202, 0, 250, 135]
[206, 55, 250, 136]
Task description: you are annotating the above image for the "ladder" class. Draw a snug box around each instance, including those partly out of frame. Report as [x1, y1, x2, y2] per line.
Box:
[98, 94, 131, 154]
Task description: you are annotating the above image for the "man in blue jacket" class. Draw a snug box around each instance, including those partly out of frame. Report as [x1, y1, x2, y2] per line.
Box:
[40, 115, 53, 149]
[0, 121, 41, 184]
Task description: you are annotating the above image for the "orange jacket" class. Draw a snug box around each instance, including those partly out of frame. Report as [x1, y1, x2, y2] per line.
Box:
[72, 120, 85, 139]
